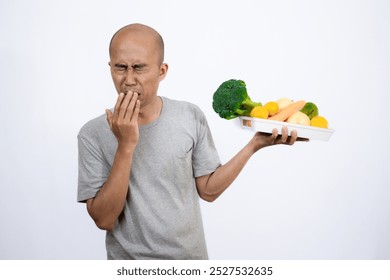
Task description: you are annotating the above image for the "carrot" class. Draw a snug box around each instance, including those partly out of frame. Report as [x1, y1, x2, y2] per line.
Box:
[268, 100, 306, 121]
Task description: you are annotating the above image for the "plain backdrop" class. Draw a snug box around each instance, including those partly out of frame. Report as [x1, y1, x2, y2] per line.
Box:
[1, 0, 389, 259]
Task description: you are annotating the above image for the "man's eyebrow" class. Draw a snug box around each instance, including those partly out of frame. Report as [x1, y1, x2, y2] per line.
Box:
[113, 63, 148, 69]
[131, 63, 147, 68]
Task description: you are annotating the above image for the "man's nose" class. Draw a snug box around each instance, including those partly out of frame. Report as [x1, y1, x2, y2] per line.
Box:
[124, 69, 136, 86]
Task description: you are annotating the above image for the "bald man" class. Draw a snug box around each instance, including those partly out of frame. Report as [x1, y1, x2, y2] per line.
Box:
[77, 23, 302, 259]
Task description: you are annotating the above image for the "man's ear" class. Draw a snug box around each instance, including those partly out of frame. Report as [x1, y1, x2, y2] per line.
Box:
[159, 63, 168, 81]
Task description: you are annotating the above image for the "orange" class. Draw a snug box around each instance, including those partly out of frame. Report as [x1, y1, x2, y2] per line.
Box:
[264, 101, 279, 116]
[250, 106, 269, 119]
[310, 116, 328, 128]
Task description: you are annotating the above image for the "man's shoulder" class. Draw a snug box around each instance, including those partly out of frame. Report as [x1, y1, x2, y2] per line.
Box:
[163, 97, 204, 118]
[78, 112, 109, 139]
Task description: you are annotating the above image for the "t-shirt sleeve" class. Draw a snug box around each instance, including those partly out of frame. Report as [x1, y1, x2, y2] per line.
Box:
[77, 134, 110, 203]
[192, 109, 221, 177]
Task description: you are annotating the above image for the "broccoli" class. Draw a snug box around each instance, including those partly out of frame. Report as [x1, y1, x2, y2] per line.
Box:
[212, 79, 262, 120]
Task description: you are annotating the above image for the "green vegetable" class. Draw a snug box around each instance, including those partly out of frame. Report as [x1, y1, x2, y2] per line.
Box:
[300, 102, 319, 119]
[212, 79, 262, 120]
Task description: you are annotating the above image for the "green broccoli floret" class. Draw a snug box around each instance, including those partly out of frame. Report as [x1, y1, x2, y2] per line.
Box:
[212, 79, 262, 120]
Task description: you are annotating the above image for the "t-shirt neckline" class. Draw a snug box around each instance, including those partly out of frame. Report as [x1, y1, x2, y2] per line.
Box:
[139, 96, 166, 131]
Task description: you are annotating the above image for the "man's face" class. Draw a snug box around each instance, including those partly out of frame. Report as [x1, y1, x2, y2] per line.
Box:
[109, 31, 167, 107]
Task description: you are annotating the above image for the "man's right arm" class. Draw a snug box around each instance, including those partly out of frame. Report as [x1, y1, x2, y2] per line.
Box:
[86, 148, 134, 230]
[86, 92, 140, 230]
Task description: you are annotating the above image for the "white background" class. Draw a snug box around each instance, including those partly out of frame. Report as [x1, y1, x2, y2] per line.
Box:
[0, 0, 389, 259]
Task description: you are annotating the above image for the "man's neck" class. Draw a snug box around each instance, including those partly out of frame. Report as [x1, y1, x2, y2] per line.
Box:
[137, 96, 162, 126]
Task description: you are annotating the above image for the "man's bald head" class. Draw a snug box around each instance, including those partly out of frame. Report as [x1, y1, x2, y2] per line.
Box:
[109, 23, 165, 65]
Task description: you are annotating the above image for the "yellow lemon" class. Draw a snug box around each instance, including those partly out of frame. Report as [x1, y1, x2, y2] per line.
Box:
[310, 116, 328, 128]
[250, 106, 269, 119]
[264, 101, 279, 116]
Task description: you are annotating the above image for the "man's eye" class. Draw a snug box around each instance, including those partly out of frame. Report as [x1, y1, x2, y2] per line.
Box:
[132, 64, 146, 71]
[116, 66, 127, 71]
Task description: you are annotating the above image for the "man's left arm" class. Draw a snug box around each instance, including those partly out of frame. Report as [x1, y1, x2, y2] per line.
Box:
[195, 127, 307, 202]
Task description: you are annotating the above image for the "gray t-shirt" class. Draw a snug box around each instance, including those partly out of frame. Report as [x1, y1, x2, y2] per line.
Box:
[77, 96, 221, 259]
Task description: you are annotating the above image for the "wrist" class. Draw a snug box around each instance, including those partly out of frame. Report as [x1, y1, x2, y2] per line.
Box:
[117, 142, 136, 155]
[245, 140, 258, 156]
[248, 137, 265, 154]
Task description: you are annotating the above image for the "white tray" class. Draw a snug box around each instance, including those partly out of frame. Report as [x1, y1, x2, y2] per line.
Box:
[239, 116, 334, 141]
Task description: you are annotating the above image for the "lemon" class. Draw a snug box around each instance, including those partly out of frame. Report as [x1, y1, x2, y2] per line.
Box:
[310, 116, 328, 128]
[264, 101, 279, 116]
[250, 106, 269, 119]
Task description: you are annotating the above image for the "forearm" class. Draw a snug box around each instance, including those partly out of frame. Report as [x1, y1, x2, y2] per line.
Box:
[87, 147, 134, 230]
[197, 127, 303, 202]
[197, 141, 256, 201]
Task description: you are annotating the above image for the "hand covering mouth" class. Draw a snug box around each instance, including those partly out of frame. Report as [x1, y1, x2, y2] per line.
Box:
[124, 90, 140, 96]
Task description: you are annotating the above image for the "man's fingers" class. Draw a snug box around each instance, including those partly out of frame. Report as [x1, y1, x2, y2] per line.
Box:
[288, 129, 298, 145]
[113, 92, 126, 119]
[119, 91, 134, 120]
[124, 92, 139, 121]
[131, 100, 141, 122]
[280, 126, 289, 142]
[269, 128, 278, 143]
[267, 127, 306, 145]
